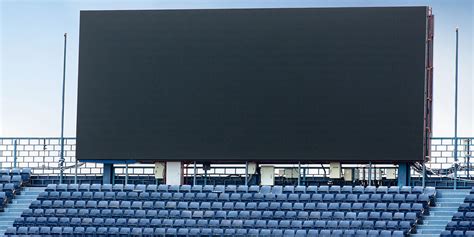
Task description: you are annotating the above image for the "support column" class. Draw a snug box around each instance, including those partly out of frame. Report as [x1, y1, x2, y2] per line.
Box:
[166, 161, 183, 185]
[260, 166, 275, 186]
[398, 163, 411, 187]
[103, 163, 114, 184]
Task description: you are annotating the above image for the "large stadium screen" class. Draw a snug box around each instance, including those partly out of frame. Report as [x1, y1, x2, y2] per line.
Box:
[77, 7, 430, 162]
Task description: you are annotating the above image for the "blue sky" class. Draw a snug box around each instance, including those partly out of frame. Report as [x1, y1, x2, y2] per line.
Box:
[1, 0, 473, 137]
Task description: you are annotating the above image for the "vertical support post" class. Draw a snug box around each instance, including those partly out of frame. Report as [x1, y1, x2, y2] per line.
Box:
[13, 139, 17, 168]
[297, 162, 301, 186]
[74, 159, 78, 184]
[467, 139, 471, 178]
[303, 167, 307, 186]
[453, 27, 459, 190]
[245, 161, 248, 186]
[125, 163, 129, 185]
[103, 163, 114, 184]
[204, 169, 207, 186]
[422, 162, 426, 188]
[193, 161, 197, 186]
[59, 33, 68, 185]
[368, 162, 372, 186]
[398, 163, 411, 187]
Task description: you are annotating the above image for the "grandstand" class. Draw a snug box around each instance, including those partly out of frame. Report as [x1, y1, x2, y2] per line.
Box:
[0, 138, 472, 236]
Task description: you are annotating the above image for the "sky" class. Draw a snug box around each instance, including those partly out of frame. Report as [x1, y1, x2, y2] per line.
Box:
[0, 0, 473, 138]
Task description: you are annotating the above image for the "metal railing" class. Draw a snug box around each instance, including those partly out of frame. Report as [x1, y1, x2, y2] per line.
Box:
[0, 137, 472, 187]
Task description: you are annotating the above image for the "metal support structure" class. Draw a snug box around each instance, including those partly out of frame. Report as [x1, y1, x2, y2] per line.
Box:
[297, 162, 301, 186]
[453, 28, 459, 190]
[74, 159, 78, 184]
[368, 162, 372, 186]
[467, 139, 471, 178]
[59, 33, 67, 184]
[245, 161, 248, 186]
[13, 139, 17, 168]
[125, 163, 129, 185]
[103, 163, 114, 184]
[302, 167, 307, 186]
[398, 163, 410, 186]
[204, 169, 207, 186]
[422, 162, 426, 188]
[193, 161, 197, 186]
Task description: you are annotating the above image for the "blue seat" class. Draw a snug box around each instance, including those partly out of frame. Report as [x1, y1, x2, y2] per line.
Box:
[236, 185, 248, 193]
[203, 185, 214, 193]
[346, 194, 358, 203]
[329, 186, 341, 194]
[316, 203, 328, 211]
[440, 230, 452, 237]
[230, 193, 241, 202]
[60, 192, 71, 200]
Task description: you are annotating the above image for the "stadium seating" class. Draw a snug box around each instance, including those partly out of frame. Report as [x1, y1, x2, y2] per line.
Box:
[441, 188, 474, 237]
[6, 184, 435, 236]
[0, 168, 32, 211]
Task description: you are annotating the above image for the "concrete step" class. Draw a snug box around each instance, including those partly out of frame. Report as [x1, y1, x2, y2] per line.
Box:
[23, 187, 46, 191]
[436, 202, 465, 207]
[14, 195, 39, 200]
[0, 221, 14, 226]
[429, 207, 459, 212]
[416, 228, 447, 234]
[431, 211, 458, 216]
[410, 234, 441, 237]
[12, 199, 36, 204]
[422, 219, 452, 225]
[417, 224, 447, 230]
[436, 198, 466, 202]
[437, 193, 470, 198]
[423, 215, 453, 221]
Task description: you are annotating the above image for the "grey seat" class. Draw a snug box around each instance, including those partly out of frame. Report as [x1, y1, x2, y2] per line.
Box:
[190, 185, 202, 193]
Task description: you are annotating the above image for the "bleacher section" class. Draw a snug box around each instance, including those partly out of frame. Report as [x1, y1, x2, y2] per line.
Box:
[0, 168, 32, 211]
[4, 184, 435, 236]
[0, 168, 33, 235]
[441, 188, 474, 237]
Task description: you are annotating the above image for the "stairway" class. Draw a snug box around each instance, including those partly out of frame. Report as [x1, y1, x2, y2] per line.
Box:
[411, 189, 470, 237]
[0, 187, 44, 236]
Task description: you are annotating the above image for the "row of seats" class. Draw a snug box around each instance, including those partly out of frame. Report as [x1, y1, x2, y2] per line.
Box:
[0, 175, 23, 188]
[442, 230, 474, 237]
[5, 226, 406, 237]
[0, 169, 30, 212]
[0, 168, 32, 183]
[13, 217, 415, 231]
[37, 191, 431, 204]
[447, 220, 474, 230]
[0, 183, 17, 198]
[19, 209, 420, 222]
[458, 203, 474, 212]
[453, 212, 474, 221]
[464, 194, 474, 203]
[27, 201, 425, 213]
[44, 184, 436, 196]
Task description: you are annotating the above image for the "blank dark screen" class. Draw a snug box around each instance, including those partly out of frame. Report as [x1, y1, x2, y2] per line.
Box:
[77, 7, 428, 162]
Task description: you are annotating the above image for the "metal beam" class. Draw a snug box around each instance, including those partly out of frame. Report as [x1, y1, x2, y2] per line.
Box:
[245, 161, 248, 186]
[453, 27, 459, 190]
[398, 163, 410, 187]
[59, 33, 67, 184]
[103, 163, 114, 184]
[13, 139, 17, 168]
[193, 161, 197, 186]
